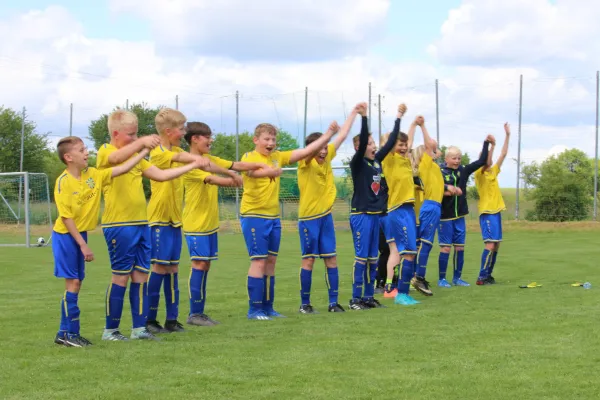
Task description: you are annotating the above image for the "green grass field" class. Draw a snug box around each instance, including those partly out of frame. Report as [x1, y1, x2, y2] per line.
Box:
[1, 224, 599, 399]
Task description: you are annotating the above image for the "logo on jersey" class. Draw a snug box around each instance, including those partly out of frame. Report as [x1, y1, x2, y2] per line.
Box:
[272, 160, 279, 168]
[371, 175, 381, 195]
[86, 178, 95, 189]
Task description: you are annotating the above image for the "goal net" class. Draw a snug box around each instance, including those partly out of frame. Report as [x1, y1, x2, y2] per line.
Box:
[0, 172, 53, 247]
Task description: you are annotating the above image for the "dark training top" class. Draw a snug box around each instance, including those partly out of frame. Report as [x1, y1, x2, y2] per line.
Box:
[350, 116, 401, 214]
[440, 140, 490, 220]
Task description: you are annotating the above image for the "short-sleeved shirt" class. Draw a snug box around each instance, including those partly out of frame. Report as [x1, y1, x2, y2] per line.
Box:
[147, 145, 185, 227]
[297, 143, 336, 220]
[53, 167, 112, 234]
[96, 143, 152, 227]
[475, 165, 506, 215]
[383, 152, 415, 212]
[419, 152, 444, 204]
[240, 150, 293, 218]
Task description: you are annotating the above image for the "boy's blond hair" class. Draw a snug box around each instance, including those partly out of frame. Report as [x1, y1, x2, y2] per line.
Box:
[108, 110, 138, 135]
[57, 136, 83, 165]
[445, 146, 461, 158]
[155, 108, 186, 135]
[410, 145, 426, 177]
[254, 123, 278, 138]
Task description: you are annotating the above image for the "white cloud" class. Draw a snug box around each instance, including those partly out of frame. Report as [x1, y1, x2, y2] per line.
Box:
[109, 0, 390, 61]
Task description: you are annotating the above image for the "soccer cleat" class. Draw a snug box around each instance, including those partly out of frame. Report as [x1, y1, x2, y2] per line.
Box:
[187, 313, 218, 326]
[394, 293, 420, 306]
[102, 330, 129, 341]
[349, 298, 368, 310]
[383, 288, 398, 298]
[164, 320, 185, 333]
[299, 304, 318, 314]
[412, 276, 433, 296]
[265, 309, 286, 318]
[363, 297, 387, 308]
[130, 328, 161, 341]
[54, 332, 66, 346]
[452, 278, 471, 287]
[79, 336, 93, 346]
[247, 310, 272, 320]
[63, 335, 91, 348]
[146, 320, 169, 334]
[438, 279, 452, 288]
[328, 303, 345, 312]
[476, 278, 491, 286]
[487, 275, 496, 284]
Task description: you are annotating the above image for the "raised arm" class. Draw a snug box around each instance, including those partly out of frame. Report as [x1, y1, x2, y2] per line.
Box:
[303, 121, 339, 165]
[332, 110, 358, 151]
[289, 127, 336, 164]
[107, 135, 160, 165]
[376, 103, 407, 162]
[495, 123, 511, 169]
[111, 148, 150, 177]
[407, 116, 420, 150]
[143, 158, 205, 182]
[350, 103, 369, 167]
[418, 117, 436, 152]
[481, 136, 496, 173]
[462, 137, 491, 177]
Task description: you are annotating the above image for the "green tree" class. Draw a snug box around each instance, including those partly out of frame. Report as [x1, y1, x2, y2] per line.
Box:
[0, 107, 50, 173]
[522, 149, 593, 221]
[210, 131, 255, 161]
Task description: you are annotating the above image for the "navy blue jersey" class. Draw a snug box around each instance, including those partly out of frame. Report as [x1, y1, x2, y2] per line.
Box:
[350, 117, 401, 214]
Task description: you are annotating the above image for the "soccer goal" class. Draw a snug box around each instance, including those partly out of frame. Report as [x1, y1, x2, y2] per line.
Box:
[0, 172, 53, 247]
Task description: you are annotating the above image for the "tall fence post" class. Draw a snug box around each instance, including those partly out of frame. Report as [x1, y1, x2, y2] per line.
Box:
[69, 103, 73, 136]
[435, 79, 440, 144]
[235, 91, 240, 218]
[303, 87, 308, 143]
[594, 71, 599, 220]
[378, 94, 382, 143]
[368, 82, 372, 132]
[516, 74, 523, 220]
[175, 95, 179, 110]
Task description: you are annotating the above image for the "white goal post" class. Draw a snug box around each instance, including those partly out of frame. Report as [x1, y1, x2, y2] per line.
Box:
[0, 172, 53, 247]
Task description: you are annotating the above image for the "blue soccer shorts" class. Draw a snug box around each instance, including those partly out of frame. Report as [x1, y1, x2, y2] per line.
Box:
[240, 217, 281, 260]
[103, 225, 151, 275]
[150, 225, 182, 265]
[438, 216, 466, 247]
[417, 200, 441, 245]
[185, 232, 218, 261]
[350, 213, 381, 263]
[480, 212, 503, 242]
[384, 204, 418, 255]
[52, 231, 88, 281]
[298, 213, 337, 259]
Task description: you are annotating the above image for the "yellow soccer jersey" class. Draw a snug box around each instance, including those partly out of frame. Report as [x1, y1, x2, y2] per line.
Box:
[383, 152, 415, 212]
[96, 143, 152, 227]
[419, 152, 444, 204]
[147, 145, 185, 227]
[240, 150, 293, 218]
[53, 167, 112, 234]
[414, 185, 424, 224]
[297, 143, 336, 220]
[475, 165, 506, 215]
[182, 169, 219, 235]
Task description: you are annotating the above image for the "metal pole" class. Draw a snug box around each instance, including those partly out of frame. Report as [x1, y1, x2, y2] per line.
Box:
[235, 91, 240, 218]
[594, 70, 599, 220]
[516, 74, 523, 220]
[18, 107, 25, 220]
[435, 79, 440, 144]
[69, 103, 73, 136]
[24, 172, 30, 247]
[44, 173, 53, 240]
[303, 87, 308, 143]
[126, 99, 129, 110]
[175, 95, 179, 110]
[368, 82, 372, 132]
[378, 94, 382, 144]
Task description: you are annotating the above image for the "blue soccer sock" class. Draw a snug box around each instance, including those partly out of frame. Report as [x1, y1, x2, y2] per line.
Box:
[352, 262, 365, 299]
[326, 267, 339, 306]
[397, 258, 415, 295]
[438, 252, 450, 280]
[189, 268, 206, 315]
[164, 272, 179, 321]
[453, 249, 465, 280]
[300, 268, 312, 305]
[59, 293, 68, 334]
[262, 275, 276, 312]
[65, 291, 80, 336]
[247, 276, 264, 314]
[479, 249, 492, 279]
[147, 272, 165, 322]
[129, 282, 147, 329]
[363, 262, 377, 299]
[416, 242, 432, 278]
[105, 283, 126, 330]
[489, 251, 498, 275]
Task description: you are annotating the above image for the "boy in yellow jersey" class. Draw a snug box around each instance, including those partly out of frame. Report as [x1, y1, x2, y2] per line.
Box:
[411, 116, 446, 297]
[182, 122, 265, 326]
[475, 123, 510, 285]
[241, 122, 339, 320]
[297, 110, 357, 314]
[52, 136, 149, 347]
[380, 116, 420, 305]
[145, 109, 241, 334]
[97, 110, 207, 342]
